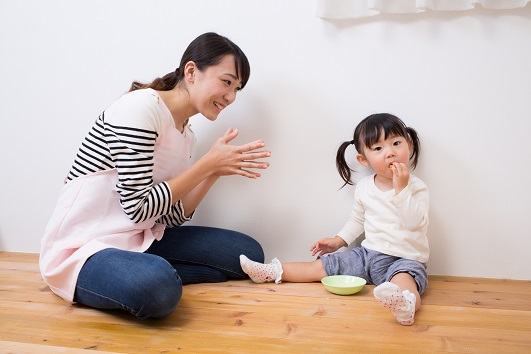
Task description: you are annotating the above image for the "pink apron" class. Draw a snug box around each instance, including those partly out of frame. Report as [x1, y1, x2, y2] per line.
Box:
[40, 93, 194, 302]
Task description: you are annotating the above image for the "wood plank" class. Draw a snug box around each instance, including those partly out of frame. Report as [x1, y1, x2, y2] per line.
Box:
[0, 252, 530, 354]
[0, 341, 119, 354]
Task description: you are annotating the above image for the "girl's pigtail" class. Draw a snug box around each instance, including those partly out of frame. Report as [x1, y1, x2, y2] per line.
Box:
[407, 127, 421, 169]
[336, 141, 355, 188]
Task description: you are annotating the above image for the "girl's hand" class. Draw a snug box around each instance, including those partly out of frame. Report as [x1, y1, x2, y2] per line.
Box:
[310, 236, 347, 257]
[206, 128, 271, 179]
[390, 162, 410, 194]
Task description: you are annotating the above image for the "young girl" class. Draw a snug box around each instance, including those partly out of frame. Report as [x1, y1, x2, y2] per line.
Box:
[240, 113, 429, 325]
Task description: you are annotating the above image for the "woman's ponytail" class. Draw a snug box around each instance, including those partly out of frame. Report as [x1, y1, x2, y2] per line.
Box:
[129, 67, 183, 92]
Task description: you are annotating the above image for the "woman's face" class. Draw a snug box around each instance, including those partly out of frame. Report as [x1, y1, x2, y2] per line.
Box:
[188, 55, 242, 121]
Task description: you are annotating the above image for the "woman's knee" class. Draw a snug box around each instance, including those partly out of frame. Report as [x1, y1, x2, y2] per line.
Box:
[137, 281, 182, 319]
[75, 250, 183, 319]
[231, 231, 265, 263]
[133, 258, 183, 319]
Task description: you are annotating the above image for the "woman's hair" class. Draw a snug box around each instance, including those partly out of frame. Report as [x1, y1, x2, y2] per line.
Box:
[336, 113, 421, 187]
[129, 32, 250, 92]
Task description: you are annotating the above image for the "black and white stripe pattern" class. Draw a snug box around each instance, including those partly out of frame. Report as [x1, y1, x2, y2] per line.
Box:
[66, 112, 187, 227]
[66, 116, 113, 180]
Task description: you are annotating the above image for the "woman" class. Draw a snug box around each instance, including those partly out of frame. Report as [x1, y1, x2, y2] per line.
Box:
[40, 32, 270, 319]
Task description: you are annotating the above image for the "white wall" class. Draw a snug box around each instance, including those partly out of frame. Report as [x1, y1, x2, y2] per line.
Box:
[1, 0, 530, 280]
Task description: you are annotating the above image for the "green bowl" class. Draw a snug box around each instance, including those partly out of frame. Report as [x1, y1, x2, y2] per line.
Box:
[321, 275, 367, 295]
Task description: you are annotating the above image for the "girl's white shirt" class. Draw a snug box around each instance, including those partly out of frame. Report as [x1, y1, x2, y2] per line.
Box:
[337, 174, 430, 263]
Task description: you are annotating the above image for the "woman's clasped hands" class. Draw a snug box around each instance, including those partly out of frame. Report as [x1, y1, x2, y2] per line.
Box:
[207, 127, 270, 179]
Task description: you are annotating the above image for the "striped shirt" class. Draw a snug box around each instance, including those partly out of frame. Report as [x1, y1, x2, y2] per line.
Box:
[65, 90, 190, 227]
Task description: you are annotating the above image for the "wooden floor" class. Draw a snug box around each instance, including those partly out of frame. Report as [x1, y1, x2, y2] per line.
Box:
[1, 252, 530, 354]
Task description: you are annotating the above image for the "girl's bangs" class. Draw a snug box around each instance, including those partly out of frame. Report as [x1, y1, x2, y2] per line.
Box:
[362, 120, 407, 148]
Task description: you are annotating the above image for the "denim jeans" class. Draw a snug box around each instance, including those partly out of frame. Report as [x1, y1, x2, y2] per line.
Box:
[73, 226, 264, 319]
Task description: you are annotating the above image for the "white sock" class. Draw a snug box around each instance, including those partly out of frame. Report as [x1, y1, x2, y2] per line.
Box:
[373, 282, 416, 326]
[239, 255, 283, 284]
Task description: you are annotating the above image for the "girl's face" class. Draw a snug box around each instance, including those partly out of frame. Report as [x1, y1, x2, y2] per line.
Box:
[357, 131, 411, 181]
[187, 54, 242, 121]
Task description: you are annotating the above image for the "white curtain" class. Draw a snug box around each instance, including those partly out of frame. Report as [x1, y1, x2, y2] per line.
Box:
[316, 0, 530, 19]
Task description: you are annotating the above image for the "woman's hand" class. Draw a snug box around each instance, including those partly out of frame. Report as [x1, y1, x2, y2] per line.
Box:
[310, 236, 347, 257]
[390, 162, 410, 194]
[206, 128, 271, 179]
[171, 128, 270, 213]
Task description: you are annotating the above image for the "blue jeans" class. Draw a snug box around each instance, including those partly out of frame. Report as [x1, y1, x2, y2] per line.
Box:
[73, 226, 264, 319]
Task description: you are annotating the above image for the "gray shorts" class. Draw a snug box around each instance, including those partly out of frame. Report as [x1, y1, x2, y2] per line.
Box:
[321, 246, 428, 295]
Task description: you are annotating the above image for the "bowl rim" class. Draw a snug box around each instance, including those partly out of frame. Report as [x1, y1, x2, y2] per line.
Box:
[321, 275, 367, 288]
